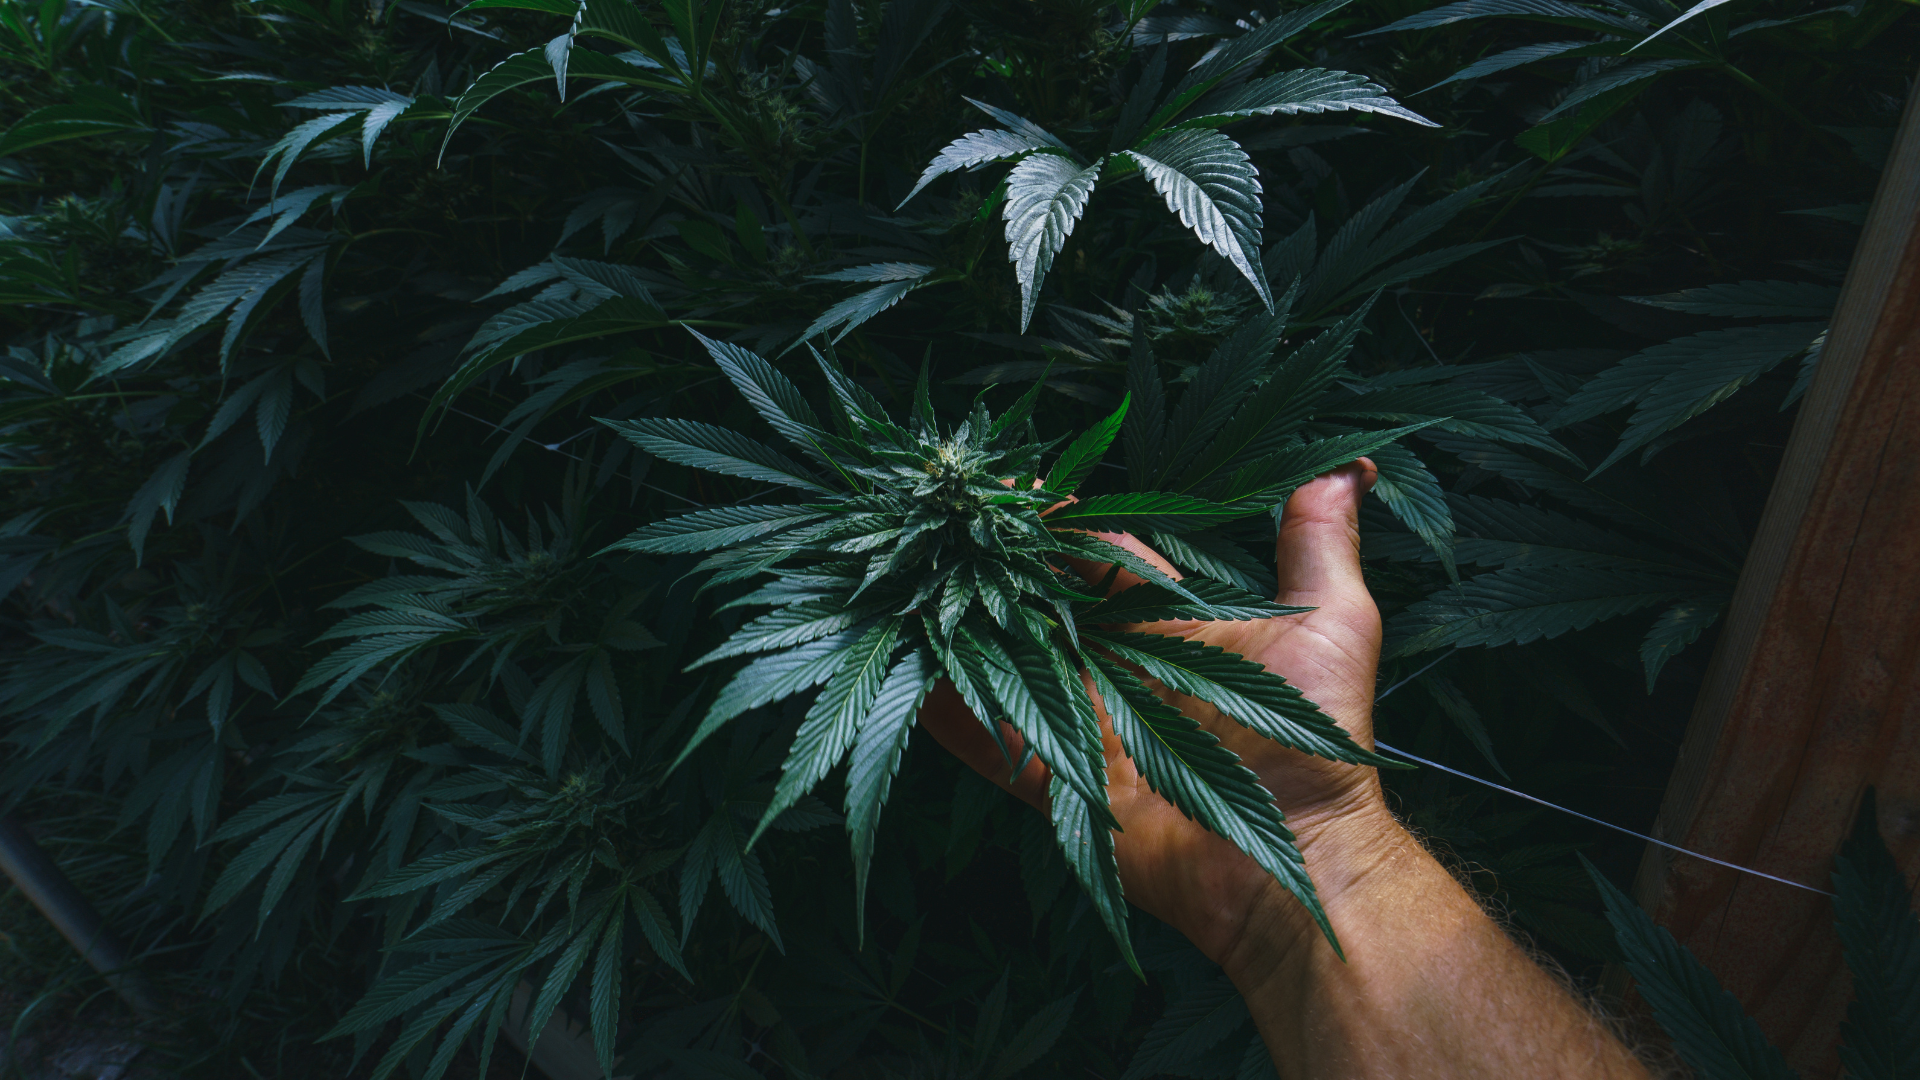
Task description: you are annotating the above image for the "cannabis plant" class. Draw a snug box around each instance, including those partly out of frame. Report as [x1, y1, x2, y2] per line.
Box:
[897, 0, 1435, 329]
[599, 327, 1424, 962]
[3, 0, 1912, 1071]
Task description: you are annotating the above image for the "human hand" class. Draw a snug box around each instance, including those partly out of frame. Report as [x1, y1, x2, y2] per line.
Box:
[917, 459, 1400, 970]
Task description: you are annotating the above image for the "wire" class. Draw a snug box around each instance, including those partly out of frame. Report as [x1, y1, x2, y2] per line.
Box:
[1374, 650, 1453, 703]
[1371, 740, 1834, 897]
[427, 397, 707, 506]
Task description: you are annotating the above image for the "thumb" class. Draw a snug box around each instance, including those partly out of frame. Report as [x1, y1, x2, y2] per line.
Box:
[1275, 458, 1376, 608]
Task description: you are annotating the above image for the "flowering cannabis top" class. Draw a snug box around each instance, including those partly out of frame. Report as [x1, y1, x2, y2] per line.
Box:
[602, 331, 1413, 965]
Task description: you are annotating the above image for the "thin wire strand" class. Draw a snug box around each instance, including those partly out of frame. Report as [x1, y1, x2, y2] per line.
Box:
[1372, 740, 1834, 897]
[1374, 650, 1454, 703]
[428, 397, 707, 507]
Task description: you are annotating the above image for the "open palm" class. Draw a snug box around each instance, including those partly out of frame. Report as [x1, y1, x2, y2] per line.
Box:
[917, 461, 1387, 961]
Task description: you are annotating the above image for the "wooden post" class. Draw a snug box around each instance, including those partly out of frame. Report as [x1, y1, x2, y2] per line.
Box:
[1631, 80, 1920, 1078]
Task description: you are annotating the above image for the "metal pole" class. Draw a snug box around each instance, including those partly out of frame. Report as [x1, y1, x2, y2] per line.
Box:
[0, 814, 160, 1019]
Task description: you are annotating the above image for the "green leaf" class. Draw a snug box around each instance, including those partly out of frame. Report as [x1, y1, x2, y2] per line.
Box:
[1629, 0, 1735, 51]
[902, 129, 1056, 207]
[1002, 151, 1103, 331]
[965, 628, 1110, 816]
[1050, 776, 1135, 972]
[1171, 296, 1370, 491]
[688, 600, 880, 669]
[1079, 579, 1308, 624]
[461, 0, 577, 12]
[1625, 281, 1838, 318]
[601, 417, 832, 493]
[1640, 596, 1724, 692]
[440, 48, 557, 161]
[1239, 1036, 1281, 1080]
[712, 814, 783, 949]
[1421, 674, 1507, 779]
[792, 275, 931, 349]
[257, 813, 328, 927]
[448, 296, 669, 398]
[367, 991, 474, 1080]
[1554, 322, 1826, 428]
[1125, 323, 1171, 480]
[1832, 789, 1920, 1080]
[1087, 630, 1393, 768]
[207, 792, 331, 846]
[1124, 129, 1270, 308]
[1155, 0, 1361, 128]
[1123, 975, 1250, 1080]
[1367, 440, 1456, 580]
[1369, 492, 1705, 574]
[1420, 41, 1591, 93]
[1422, 433, 1687, 545]
[1583, 856, 1798, 1080]
[631, 888, 691, 981]
[1147, 532, 1275, 596]
[326, 954, 507, 1036]
[1323, 385, 1575, 461]
[1389, 567, 1716, 656]
[279, 86, 415, 168]
[1046, 394, 1129, 496]
[1515, 79, 1648, 162]
[202, 806, 328, 915]
[1359, 0, 1647, 35]
[846, 649, 936, 932]
[688, 330, 828, 452]
[964, 96, 1072, 150]
[579, 0, 676, 61]
[1157, 309, 1292, 487]
[1576, 323, 1826, 474]
[1049, 532, 1206, 606]
[585, 648, 627, 749]
[0, 88, 146, 157]
[1208, 422, 1441, 505]
[419, 987, 507, 1080]
[1299, 171, 1510, 314]
[1541, 59, 1703, 122]
[527, 653, 589, 773]
[604, 504, 827, 554]
[352, 846, 507, 900]
[525, 911, 609, 1064]
[753, 617, 903, 845]
[1043, 491, 1252, 533]
[589, 913, 623, 1077]
[673, 623, 875, 770]
[1086, 657, 1327, 946]
[987, 988, 1081, 1080]
[1185, 68, 1434, 128]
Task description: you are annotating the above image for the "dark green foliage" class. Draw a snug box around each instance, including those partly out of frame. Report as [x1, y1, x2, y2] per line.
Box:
[0, 0, 1912, 1073]
[1833, 790, 1920, 1080]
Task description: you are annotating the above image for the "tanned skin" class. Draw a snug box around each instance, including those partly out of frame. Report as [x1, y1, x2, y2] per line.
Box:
[917, 461, 1650, 1080]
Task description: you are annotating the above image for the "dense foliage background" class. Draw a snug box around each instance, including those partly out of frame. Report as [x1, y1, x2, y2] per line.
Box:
[0, 0, 1912, 1075]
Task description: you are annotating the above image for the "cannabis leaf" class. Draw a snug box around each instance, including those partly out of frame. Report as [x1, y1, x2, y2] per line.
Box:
[1585, 854, 1799, 1080]
[901, 6, 1431, 330]
[1004, 152, 1104, 330]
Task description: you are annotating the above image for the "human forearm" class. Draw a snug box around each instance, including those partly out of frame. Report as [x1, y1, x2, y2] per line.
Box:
[1215, 790, 1650, 1080]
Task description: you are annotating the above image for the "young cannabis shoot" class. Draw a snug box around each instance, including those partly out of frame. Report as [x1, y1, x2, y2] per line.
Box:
[600, 331, 1408, 967]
